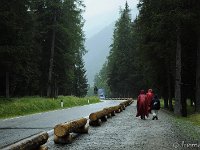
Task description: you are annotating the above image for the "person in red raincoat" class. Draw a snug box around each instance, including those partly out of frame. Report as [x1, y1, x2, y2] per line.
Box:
[146, 89, 154, 114]
[136, 90, 148, 120]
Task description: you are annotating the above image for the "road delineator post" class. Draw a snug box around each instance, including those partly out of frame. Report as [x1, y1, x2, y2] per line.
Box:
[54, 118, 88, 144]
[2, 131, 49, 150]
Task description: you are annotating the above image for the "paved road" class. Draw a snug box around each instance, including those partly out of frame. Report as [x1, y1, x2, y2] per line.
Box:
[47, 103, 200, 150]
[0, 100, 122, 148]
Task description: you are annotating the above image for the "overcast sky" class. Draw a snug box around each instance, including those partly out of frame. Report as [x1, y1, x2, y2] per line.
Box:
[83, 0, 139, 38]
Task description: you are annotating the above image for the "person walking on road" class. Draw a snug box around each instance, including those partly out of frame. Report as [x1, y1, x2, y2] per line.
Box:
[146, 89, 154, 114]
[151, 94, 160, 120]
[136, 90, 148, 120]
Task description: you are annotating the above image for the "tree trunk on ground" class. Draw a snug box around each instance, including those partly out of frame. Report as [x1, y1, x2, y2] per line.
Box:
[54, 118, 87, 137]
[196, 36, 200, 112]
[6, 72, 9, 98]
[174, 26, 182, 116]
[47, 14, 56, 97]
[3, 132, 48, 150]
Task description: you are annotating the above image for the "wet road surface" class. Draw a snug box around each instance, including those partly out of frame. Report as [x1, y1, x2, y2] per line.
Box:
[0, 100, 122, 148]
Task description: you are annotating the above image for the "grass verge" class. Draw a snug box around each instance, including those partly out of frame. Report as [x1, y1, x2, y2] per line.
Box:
[160, 99, 200, 126]
[172, 115, 200, 140]
[0, 96, 100, 119]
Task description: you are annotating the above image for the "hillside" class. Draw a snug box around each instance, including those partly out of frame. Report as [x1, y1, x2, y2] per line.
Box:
[84, 23, 114, 85]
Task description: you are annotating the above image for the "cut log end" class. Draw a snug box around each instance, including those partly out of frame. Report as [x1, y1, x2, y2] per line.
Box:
[54, 125, 69, 137]
[54, 134, 73, 144]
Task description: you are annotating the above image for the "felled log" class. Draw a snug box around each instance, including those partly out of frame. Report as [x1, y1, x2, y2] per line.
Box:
[89, 119, 101, 126]
[89, 110, 107, 122]
[89, 109, 109, 126]
[103, 108, 115, 118]
[119, 99, 133, 108]
[107, 106, 119, 113]
[39, 145, 48, 150]
[54, 134, 73, 144]
[113, 105, 122, 113]
[106, 106, 116, 116]
[100, 115, 107, 122]
[120, 101, 129, 107]
[119, 103, 126, 110]
[54, 118, 87, 137]
[129, 99, 134, 104]
[74, 125, 89, 134]
[2, 131, 48, 150]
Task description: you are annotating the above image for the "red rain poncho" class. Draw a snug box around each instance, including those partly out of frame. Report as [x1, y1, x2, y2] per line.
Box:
[146, 89, 154, 113]
[136, 90, 148, 118]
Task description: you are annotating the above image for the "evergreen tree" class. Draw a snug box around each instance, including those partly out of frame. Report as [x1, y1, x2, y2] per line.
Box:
[73, 53, 88, 97]
[0, 0, 88, 98]
[0, 0, 39, 97]
[107, 2, 133, 97]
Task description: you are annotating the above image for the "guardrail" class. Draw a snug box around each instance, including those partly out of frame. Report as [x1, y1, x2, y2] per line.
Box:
[54, 118, 88, 144]
[2, 131, 48, 150]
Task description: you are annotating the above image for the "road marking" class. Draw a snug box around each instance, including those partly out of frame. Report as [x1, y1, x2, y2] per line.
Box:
[47, 129, 54, 136]
[1, 103, 100, 122]
[1, 100, 111, 122]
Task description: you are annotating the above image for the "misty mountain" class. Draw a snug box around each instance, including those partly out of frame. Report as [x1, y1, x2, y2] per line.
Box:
[83, 22, 115, 86]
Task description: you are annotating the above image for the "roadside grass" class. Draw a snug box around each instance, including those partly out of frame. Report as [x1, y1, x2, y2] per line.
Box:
[172, 115, 200, 140]
[187, 113, 200, 126]
[0, 96, 100, 119]
[160, 99, 200, 126]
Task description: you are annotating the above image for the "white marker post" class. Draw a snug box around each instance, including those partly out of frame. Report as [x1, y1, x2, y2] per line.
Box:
[61, 100, 63, 108]
[88, 99, 90, 104]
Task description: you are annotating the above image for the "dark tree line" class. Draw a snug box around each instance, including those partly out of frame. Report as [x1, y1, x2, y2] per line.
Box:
[95, 1, 200, 116]
[0, 0, 88, 98]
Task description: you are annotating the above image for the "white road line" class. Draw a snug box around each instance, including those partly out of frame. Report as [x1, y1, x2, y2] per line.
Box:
[1, 102, 101, 122]
[47, 129, 54, 136]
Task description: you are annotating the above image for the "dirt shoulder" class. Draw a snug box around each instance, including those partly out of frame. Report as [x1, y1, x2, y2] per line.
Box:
[47, 103, 200, 150]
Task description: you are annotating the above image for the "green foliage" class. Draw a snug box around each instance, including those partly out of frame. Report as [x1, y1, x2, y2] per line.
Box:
[173, 115, 200, 138]
[187, 114, 200, 126]
[133, 0, 200, 114]
[0, 96, 99, 118]
[96, 0, 200, 116]
[73, 53, 88, 97]
[0, 0, 88, 97]
[107, 2, 135, 97]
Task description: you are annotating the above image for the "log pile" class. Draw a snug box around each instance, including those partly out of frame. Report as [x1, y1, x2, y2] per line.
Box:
[120, 99, 133, 108]
[54, 118, 88, 144]
[89, 99, 134, 127]
[89, 109, 108, 126]
[2, 131, 49, 150]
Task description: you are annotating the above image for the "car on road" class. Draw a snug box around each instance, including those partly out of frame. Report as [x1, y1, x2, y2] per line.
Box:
[99, 94, 105, 99]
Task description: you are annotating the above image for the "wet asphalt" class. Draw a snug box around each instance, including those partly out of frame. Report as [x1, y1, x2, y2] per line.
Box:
[0, 100, 122, 148]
